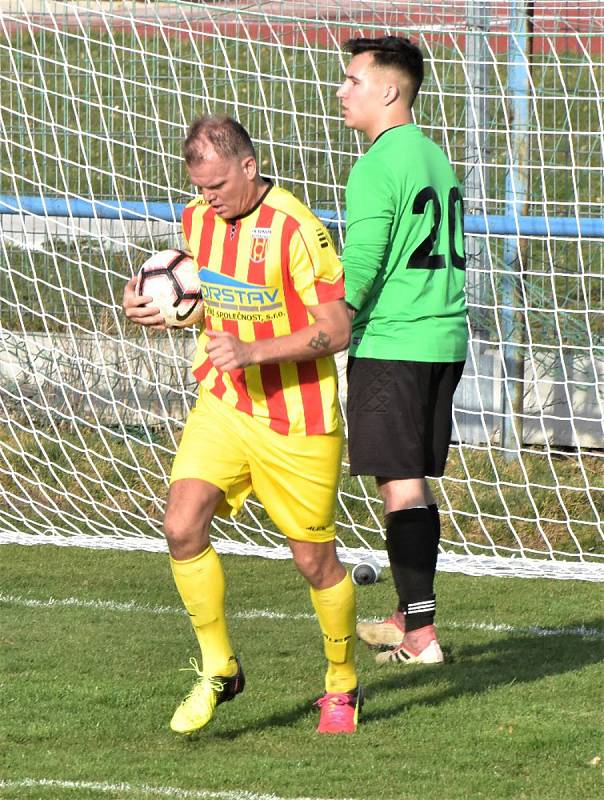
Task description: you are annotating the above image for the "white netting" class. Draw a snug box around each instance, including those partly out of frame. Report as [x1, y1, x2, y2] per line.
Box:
[0, 0, 602, 580]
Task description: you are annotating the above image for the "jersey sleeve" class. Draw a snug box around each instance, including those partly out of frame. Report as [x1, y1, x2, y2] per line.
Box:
[288, 217, 344, 307]
[341, 156, 394, 310]
[180, 200, 196, 255]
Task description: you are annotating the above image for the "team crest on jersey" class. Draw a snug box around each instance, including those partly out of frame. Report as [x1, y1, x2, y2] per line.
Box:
[198, 268, 285, 322]
[250, 237, 268, 264]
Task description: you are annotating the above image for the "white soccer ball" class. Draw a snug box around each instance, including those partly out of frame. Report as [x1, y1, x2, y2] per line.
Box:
[136, 249, 204, 328]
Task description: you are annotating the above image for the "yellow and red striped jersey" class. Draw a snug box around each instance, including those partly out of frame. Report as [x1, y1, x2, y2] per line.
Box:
[182, 184, 344, 436]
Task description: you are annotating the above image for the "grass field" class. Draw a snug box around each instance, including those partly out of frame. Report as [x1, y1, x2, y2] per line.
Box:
[1, 543, 602, 800]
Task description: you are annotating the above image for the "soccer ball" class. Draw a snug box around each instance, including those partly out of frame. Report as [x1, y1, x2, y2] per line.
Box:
[136, 249, 204, 328]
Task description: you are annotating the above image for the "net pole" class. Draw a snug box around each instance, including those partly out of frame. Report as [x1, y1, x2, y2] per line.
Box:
[464, 0, 493, 449]
[501, 0, 533, 459]
[465, 0, 490, 337]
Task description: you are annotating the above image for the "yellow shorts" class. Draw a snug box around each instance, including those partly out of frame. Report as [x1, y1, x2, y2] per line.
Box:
[170, 388, 343, 543]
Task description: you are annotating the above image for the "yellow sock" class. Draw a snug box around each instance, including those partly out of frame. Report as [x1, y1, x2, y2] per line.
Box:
[170, 546, 237, 678]
[310, 573, 357, 693]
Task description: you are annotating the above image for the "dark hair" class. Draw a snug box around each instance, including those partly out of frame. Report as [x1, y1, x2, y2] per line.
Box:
[183, 116, 256, 165]
[344, 36, 424, 104]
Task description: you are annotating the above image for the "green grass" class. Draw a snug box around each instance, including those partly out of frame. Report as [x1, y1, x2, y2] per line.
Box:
[1, 544, 603, 800]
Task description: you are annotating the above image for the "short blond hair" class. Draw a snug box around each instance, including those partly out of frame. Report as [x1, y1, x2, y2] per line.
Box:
[183, 116, 255, 165]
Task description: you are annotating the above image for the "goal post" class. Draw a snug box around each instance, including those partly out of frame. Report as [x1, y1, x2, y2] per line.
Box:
[0, 0, 602, 581]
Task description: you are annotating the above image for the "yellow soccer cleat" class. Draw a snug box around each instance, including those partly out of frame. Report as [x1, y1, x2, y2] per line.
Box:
[170, 657, 245, 735]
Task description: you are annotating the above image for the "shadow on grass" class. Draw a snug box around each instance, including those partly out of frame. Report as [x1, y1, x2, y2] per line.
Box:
[171, 618, 604, 739]
[173, 621, 604, 740]
[201, 697, 315, 741]
[360, 617, 604, 724]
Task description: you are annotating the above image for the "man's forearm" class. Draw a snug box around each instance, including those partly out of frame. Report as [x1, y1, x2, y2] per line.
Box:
[205, 300, 351, 372]
[249, 319, 349, 365]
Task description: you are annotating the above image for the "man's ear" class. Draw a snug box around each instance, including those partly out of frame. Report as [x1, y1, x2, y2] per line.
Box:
[241, 155, 258, 179]
[384, 82, 401, 106]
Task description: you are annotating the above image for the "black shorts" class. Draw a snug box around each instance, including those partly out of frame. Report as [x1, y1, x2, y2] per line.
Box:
[346, 357, 465, 479]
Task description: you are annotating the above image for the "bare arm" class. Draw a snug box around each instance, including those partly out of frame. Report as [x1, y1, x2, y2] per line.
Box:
[122, 275, 166, 330]
[205, 298, 351, 372]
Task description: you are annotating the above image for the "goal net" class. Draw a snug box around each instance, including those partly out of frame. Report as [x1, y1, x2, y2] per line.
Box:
[0, 0, 602, 580]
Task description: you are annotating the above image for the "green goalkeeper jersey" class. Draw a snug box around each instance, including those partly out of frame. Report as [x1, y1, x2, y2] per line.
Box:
[342, 123, 468, 362]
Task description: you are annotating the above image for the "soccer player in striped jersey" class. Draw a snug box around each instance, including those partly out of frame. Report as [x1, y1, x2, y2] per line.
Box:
[337, 38, 468, 665]
[122, 116, 361, 734]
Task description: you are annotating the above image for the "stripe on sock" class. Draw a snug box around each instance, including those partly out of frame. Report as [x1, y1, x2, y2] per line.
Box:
[407, 599, 436, 615]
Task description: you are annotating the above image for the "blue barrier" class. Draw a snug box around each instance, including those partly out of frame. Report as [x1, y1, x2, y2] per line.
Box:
[0, 194, 602, 238]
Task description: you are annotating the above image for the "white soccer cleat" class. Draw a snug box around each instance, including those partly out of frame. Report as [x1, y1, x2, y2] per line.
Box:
[375, 639, 444, 666]
[356, 611, 405, 648]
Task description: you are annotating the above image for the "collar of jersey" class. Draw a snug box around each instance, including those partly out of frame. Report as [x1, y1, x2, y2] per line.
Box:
[225, 179, 274, 224]
[371, 123, 417, 148]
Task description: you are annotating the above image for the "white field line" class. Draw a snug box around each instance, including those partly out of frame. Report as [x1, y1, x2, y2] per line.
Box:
[0, 592, 602, 640]
[0, 778, 352, 800]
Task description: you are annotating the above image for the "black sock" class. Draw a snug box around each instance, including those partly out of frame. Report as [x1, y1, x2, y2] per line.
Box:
[385, 507, 440, 632]
[428, 503, 441, 571]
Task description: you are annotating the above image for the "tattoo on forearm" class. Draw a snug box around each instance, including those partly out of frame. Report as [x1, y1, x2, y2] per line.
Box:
[309, 330, 331, 351]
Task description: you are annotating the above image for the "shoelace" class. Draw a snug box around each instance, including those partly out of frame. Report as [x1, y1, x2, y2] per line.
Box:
[315, 692, 354, 723]
[180, 657, 225, 698]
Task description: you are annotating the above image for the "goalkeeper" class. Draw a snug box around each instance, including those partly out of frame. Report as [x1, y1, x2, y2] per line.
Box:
[122, 116, 361, 735]
[337, 37, 468, 664]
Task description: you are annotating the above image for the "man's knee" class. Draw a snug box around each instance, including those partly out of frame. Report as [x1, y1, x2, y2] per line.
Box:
[291, 541, 344, 588]
[378, 477, 430, 512]
[163, 511, 209, 552]
[163, 479, 220, 558]
[292, 547, 320, 582]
